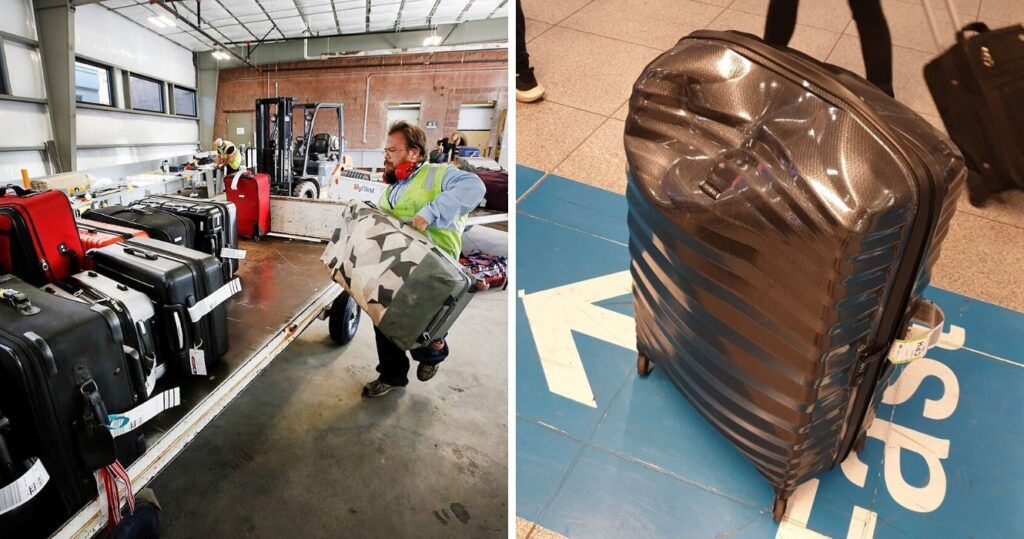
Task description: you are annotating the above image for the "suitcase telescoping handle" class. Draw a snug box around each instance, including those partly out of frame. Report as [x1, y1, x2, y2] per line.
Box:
[921, 0, 964, 50]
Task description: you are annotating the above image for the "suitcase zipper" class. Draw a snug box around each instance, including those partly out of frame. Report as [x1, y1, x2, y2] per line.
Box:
[688, 31, 948, 461]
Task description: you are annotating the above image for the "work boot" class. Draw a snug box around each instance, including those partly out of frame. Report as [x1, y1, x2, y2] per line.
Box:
[516, 67, 545, 103]
[417, 363, 440, 382]
[362, 378, 400, 398]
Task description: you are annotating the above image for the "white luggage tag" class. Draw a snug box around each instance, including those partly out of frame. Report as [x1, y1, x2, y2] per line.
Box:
[106, 388, 182, 437]
[189, 345, 207, 376]
[220, 247, 247, 260]
[0, 459, 49, 516]
[187, 278, 242, 322]
[887, 300, 948, 364]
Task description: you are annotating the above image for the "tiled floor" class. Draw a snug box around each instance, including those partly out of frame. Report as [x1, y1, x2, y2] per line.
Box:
[514, 170, 1024, 539]
[517, 0, 1024, 310]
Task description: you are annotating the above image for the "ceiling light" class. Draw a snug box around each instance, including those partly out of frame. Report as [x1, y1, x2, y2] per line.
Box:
[147, 17, 166, 29]
[159, 16, 177, 28]
[212, 51, 230, 61]
[423, 34, 443, 47]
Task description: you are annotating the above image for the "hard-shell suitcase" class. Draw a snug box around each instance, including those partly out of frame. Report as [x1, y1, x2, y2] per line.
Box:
[320, 201, 474, 350]
[624, 30, 965, 519]
[43, 271, 164, 398]
[921, 2, 1024, 204]
[0, 274, 145, 536]
[130, 195, 240, 280]
[91, 238, 235, 376]
[77, 219, 150, 253]
[82, 206, 195, 249]
[225, 171, 271, 240]
[0, 185, 84, 286]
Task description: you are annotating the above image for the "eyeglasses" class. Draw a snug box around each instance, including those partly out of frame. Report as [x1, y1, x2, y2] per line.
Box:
[384, 147, 408, 155]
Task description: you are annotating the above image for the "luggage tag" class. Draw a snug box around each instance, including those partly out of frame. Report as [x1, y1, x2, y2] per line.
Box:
[187, 278, 242, 322]
[189, 345, 207, 376]
[0, 459, 49, 516]
[106, 388, 181, 437]
[887, 300, 947, 364]
[220, 247, 247, 260]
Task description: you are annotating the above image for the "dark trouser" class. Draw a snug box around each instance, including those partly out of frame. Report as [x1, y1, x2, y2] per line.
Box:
[374, 327, 449, 386]
[764, 0, 894, 97]
[111, 502, 160, 539]
[516, 0, 530, 73]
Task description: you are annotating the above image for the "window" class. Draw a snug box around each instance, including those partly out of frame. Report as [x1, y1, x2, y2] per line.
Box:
[457, 101, 496, 131]
[128, 74, 164, 113]
[75, 60, 113, 105]
[172, 86, 196, 117]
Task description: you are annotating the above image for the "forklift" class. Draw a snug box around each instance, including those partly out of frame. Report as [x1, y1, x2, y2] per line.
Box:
[254, 97, 349, 198]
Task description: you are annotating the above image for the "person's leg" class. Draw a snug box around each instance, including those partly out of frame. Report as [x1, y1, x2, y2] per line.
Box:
[411, 336, 450, 382]
[365, 326, 409, 397]
[764, 0, 800, 47]
[516, 0, 545, 102]
[516, 0, 529, 74]
[849, 0, 894, 97]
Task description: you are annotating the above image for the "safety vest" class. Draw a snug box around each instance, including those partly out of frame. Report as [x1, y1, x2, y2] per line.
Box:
[380, 163, 468, 260]
[218, 140, 242, 170]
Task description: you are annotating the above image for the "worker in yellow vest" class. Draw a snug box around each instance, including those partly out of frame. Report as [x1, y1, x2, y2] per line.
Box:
[213, 138, 242, 172]
[363, 121, 485, 398]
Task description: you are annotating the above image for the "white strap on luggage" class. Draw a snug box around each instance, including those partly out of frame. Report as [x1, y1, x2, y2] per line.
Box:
[921, 0, 963, 50]
[0, 459, 49, 516]
[187, 278, 242, 322]
[230, 170, 245, 190]
[106, 388, 182, 437]
[220, 247, 247, 260]
[887, 299, 948, 364]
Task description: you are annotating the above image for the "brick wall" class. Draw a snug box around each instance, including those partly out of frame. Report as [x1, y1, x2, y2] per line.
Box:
[214, 50, 508, 152]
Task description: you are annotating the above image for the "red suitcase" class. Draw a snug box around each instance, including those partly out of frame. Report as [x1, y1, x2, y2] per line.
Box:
[0, 184, 84, 285]
[226, 171, 270, 239]
[77, 218, 150, 250]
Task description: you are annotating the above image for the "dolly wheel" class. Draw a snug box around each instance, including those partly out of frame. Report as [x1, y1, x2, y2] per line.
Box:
[637, 354, 654, 377]
[328, 292, 360, 345]
[773, 496, 787, 523]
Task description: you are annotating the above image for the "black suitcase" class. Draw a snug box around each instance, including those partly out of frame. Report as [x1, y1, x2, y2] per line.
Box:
[924, 22, 1024, 204]
[43, 271, 164, 398]
[624, 30, 965, 520]
[0, 274, 145, 536]
[82, 206, 195, 249]
[130, 196, 240, 280]
[90, 238, 234, 377]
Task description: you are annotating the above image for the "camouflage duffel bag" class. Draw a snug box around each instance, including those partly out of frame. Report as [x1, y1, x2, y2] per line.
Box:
[320, 201, 475, 350]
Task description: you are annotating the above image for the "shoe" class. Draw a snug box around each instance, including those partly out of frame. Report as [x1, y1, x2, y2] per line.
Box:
[417, 362, 440, 382]
[362, 379, 399, 398]
[516, 68, 545, 103]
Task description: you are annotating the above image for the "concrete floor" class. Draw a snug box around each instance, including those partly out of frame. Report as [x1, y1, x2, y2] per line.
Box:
[147, 230, 509, 538]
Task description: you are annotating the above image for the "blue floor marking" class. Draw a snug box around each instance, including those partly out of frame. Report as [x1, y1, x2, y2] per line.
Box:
[517, 165, 547, 198]
[516, 171, 1024, 538]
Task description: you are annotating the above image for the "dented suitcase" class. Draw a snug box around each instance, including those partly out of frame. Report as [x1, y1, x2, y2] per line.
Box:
[0, 185, 84, 286]
[130, 195, 240, 280]
[0, 274, 145, 536]
[320, 201, 474, 350]
[624, 31, 965, 519]
[82, 206, 195, 248]
[90, 238, 234, 377]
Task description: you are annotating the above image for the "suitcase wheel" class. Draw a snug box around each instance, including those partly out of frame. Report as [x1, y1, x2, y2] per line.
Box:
[328, 291, 361, 345]
[637, 354, 654, 377]
[773, 495, 788, 523]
